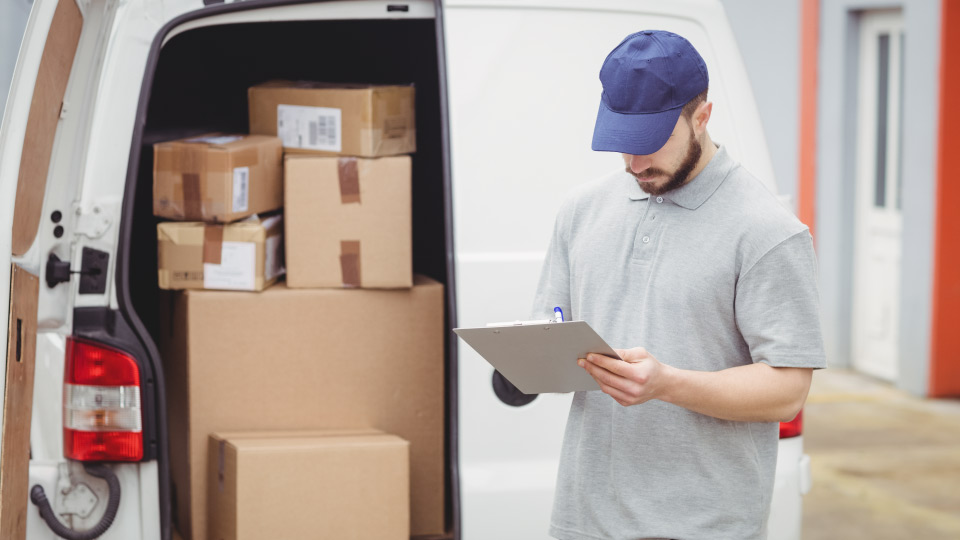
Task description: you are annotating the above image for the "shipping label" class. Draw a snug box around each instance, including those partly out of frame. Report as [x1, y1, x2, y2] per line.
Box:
[232, 167, 249, 212]
[277, 104, 342, 152]
[203, 242, 256, 290]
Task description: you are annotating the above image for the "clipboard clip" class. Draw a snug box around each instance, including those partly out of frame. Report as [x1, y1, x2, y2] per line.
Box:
[486, 307, 565, 327]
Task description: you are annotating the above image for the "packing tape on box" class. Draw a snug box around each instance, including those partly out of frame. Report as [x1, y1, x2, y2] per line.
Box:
[203, 224, 224, 265]
[340, 240, 361, 288]
[338, 157, 360, 204]
[183, 173, 202, 218]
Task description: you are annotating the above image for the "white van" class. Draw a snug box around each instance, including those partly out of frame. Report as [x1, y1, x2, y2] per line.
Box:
[0, 1, 811, 539]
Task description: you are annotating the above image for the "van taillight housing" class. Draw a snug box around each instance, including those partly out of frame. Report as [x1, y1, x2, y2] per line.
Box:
[64, 338, 143, 461]
[779, 409, 803, 439]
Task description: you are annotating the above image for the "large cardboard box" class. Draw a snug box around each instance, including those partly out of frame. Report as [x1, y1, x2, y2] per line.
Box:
[160, 277, 445, 540]
[248, 81, 416, 157]
[157, 215, 284, 291]
[208, 430, 409, 540]
[285, 155, 412, 288]
[153, 134, 283, 222]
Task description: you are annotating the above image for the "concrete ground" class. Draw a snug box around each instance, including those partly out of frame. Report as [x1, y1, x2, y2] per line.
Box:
[802, 369, 960, 539]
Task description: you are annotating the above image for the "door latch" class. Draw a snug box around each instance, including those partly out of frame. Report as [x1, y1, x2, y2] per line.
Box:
[45, 248, 109, 294]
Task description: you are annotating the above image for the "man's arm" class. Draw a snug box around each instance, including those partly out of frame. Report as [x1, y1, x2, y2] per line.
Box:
[579, 347, 812, 423]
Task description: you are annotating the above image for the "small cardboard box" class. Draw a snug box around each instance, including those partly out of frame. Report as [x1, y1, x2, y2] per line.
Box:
[284, 155, 412, 288]
[153, 134, 283, 222]
[248, 81, 416, 157]
[159, 277, 445, 540]
[157, 215, 284, 291]
[208, 430, 409, 540]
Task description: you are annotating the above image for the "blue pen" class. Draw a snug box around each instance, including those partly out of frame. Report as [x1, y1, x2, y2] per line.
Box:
[554, 307, 564, 323]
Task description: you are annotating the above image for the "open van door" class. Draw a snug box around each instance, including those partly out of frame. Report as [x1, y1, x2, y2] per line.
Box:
[2, 1, 170, 539]
[1, 0, 82, 538]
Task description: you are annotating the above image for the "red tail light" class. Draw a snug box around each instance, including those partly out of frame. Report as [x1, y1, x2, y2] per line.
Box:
[779, 409, 803, 439]
[64, 338, 143, 461]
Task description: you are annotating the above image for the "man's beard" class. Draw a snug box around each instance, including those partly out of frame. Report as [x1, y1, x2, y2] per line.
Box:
[628, 130, 703, 196]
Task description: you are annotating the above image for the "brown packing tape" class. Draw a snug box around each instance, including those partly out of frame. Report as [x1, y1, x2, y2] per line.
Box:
[182, 173, 201, 218]
[203, 225, 224, 265]
[176, 142, 212, 219]
[340, 240, 361, 288]
[338, 158, 360, 204]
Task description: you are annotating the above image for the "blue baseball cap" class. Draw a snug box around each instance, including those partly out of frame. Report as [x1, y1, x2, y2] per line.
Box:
[591, 30, 709, 155]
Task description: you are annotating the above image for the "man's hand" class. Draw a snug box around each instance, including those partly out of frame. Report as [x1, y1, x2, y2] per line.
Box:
[578, 347, 675, 407]
[579, 347, 814, 422]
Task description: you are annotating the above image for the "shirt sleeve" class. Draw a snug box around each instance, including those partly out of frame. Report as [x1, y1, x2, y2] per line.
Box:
[734, 230, 828, 369]
[530, 202, 573, 320]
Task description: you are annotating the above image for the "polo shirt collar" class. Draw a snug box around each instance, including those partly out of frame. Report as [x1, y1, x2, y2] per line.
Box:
[664, 145, 734, 209]
[624, 144, 735, 209]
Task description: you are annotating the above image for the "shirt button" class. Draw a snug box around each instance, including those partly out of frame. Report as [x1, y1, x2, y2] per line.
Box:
[642, 236, 650, 243]
[656, 196, 663, 203]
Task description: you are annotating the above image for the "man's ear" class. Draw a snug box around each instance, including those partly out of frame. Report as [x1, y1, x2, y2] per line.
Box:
[693, 101, 713, 135]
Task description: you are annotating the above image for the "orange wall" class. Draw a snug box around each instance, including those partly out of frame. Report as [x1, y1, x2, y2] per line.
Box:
[931, 0, 960, 396]
[798, 0, 819, 240]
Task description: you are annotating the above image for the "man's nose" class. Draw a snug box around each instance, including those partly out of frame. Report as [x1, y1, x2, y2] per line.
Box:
[626, 154, 653, 174]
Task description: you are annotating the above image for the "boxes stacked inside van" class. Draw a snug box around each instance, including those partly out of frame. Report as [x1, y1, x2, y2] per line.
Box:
[156, 82, 446, 540]
[154, 134, 285, 292]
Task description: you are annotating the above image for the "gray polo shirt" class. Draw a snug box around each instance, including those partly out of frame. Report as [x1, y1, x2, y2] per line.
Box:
[533, 146, 827, 540]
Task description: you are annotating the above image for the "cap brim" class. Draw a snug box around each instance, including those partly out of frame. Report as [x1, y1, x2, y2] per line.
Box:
[591, 101, 684, 155]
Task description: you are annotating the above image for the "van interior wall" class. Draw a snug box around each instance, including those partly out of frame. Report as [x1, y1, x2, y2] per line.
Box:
[128, 19, 448, 341]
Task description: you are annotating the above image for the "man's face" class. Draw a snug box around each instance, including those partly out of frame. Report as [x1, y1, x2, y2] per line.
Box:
[623, 116, 702, 196]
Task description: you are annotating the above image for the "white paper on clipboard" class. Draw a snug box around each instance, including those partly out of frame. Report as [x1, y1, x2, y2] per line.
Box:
[453, 321, 622, 394]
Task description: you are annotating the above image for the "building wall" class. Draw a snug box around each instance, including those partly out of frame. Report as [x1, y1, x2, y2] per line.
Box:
[0, 0, 33, 126]
[720, 0, 801, 206]
[817, 0, 940, 395]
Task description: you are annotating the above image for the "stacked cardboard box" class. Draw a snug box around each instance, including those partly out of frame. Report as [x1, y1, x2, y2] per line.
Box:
[249, 81, 416, 288]
[157, 82, 445, 540]
[154, 134, 285, 291]
[209, 430, 410, 540]
[248, 81, 416, 158]
[159, 278, 444, 539]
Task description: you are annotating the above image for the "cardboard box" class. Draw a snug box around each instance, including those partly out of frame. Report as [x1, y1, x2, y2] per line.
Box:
[159, 277, 445, 540]
[284, 155, 412, 288]
[153, 134, 283, 222]
[208, 430, 409, 540]
[248, 81, 416, 157]
[157, 215, 284, 291]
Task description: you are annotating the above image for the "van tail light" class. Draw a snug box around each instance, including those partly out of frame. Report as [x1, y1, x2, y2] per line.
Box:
[64, 338, 144, 461]
[779, 409, 803, 439]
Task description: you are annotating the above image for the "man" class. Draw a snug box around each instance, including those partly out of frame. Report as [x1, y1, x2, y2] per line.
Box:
[532, 30, 827, 540]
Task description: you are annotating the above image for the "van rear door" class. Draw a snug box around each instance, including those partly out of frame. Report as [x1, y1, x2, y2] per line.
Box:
[0, 0, 82, 537]
[2, 1, 171, 539]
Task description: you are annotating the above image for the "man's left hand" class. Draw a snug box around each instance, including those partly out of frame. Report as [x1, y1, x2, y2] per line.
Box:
[578, 347, 674, 407]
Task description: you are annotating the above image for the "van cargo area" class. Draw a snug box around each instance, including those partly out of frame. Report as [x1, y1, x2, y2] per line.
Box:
[122, 16, 455, 540]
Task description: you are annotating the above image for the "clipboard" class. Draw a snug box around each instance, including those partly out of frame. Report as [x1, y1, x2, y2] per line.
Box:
[453, 321, 621, 394]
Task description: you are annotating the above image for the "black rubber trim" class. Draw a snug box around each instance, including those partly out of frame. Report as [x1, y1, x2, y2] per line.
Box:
[432, 0, 461, 537]
[118, 2, 459, 539]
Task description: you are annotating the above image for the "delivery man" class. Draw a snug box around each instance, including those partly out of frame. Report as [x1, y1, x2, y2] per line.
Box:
[532, 30, 827, 540]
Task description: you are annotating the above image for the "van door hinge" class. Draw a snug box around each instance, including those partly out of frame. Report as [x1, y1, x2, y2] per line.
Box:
[45, 248, 108, 294]
[73, 204, 113, 239]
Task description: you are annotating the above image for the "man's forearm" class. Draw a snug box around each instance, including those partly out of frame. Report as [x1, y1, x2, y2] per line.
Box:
[659, 362, 813, 423]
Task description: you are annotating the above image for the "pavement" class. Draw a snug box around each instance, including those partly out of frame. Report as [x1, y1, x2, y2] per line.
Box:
[801, 369, 960, 539]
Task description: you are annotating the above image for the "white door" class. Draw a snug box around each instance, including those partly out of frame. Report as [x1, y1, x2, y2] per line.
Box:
[851, 10, 904, 381]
